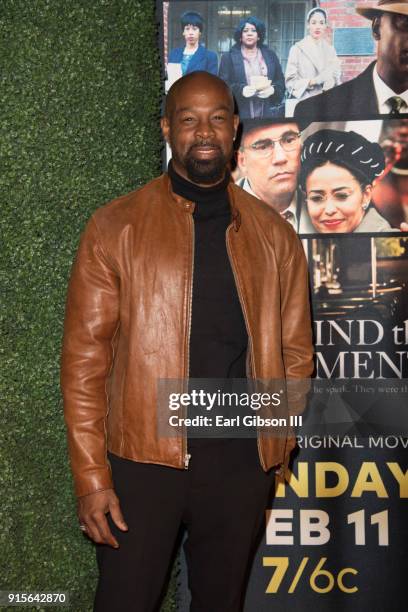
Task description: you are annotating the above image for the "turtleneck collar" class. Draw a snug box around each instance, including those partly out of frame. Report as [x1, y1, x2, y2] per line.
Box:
[168, 160, 231, 205]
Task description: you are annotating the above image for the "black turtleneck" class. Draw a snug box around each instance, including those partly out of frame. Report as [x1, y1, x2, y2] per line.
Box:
[168, 161, 248, 380]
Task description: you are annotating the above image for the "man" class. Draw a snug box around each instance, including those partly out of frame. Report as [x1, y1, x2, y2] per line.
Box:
[236, 119, 302, 230]
[61, 71, 313, 611]
[373, 118, 408, 227]
[295, 0, 408, 122]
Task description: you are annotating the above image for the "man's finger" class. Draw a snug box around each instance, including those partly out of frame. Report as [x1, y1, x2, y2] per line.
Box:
[84, 518, 105, 545]
[92, 512, 119, 548]
[109, 499, 128, 532]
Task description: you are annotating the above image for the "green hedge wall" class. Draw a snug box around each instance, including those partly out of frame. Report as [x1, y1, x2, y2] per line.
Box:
[0, 1, 176, 609]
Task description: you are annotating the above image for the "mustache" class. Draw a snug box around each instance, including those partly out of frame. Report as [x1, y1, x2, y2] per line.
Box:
[189, 141, 221, 151]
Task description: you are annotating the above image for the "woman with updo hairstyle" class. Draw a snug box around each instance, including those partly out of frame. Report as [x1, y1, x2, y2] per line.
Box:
[168, 11, 218, 76]
[299, 129, 392, 233]
[218, 16, 285, 119]
[285, 7, 341, 109]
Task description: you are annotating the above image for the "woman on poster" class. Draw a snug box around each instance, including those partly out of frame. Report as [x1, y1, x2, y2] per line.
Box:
[168, 11, 217, 77]
[285, 7, 341, 112]
[218, 17, 285, 119]
[299, 129, 393, 233]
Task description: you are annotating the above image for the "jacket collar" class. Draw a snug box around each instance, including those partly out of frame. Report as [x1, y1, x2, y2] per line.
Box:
[164, 173, 241, 231]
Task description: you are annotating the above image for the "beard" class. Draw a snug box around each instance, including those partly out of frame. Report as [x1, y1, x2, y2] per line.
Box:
[174, 143, 230, 185]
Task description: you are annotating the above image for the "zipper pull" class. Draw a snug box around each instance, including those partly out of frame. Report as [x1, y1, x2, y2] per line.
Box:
[184, 453, 191, 469]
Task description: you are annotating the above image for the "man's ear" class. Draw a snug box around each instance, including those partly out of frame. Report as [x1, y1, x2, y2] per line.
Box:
[237, 148, 247, 175]
[233, 114, 240, 139]
[161, 116, 170, 143]
[372, 16, 381, 40]
[362, 183, 372, 206]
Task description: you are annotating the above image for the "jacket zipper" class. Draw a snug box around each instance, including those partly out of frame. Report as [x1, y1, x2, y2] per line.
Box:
[183, 211, 195, 469]
[225, 224, 267, 471]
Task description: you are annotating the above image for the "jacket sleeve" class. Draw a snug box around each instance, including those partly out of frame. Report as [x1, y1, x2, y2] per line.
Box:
[329, 46, 342, 86]
[285, 45, 310, 100]
[207, 50, 218, 75]
[168, 47, 180, 63]
[61, 216, 120, 497]
[314, 46, 342, 88]
[269, 49, 285, 104]
[218, 52, 247, 101]
[279, 232, 314, 411]
[293, 93, 315, 122]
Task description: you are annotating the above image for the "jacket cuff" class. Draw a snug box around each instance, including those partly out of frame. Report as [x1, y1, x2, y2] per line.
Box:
[73, 466, 113, 498]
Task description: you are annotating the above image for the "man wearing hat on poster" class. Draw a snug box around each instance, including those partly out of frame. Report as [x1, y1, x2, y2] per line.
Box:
[236, 119, 303, 230]
[295, 0, 408, 121]
[373, 118, 408, 227]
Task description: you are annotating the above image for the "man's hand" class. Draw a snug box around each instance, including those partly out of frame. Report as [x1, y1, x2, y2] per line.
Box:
[78, 488, 128, 548]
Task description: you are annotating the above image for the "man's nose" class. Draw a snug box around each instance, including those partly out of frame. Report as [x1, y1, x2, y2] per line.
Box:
[271, 141, 288, 163]
[196, 119, 215, 139]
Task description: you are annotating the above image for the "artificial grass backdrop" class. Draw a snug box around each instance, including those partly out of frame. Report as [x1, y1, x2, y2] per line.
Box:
[0, 1, 172, 609]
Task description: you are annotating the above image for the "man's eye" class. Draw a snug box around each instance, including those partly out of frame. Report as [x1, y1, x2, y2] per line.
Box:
[283, 132, 299, 145]
[252, 141, 271, 151]
[213, 115, 226, 121]
[182, 117, 194, 123]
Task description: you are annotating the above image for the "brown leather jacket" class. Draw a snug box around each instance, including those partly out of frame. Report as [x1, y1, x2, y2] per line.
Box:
[61, 174, 313, 497]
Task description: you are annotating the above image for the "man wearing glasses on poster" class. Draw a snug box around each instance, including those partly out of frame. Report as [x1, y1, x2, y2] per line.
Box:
[236, 120, 302, 229]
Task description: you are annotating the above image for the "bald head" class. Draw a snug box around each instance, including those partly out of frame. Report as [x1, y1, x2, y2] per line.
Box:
[164, 71, 235, 119]
[161, 71, 239, 186]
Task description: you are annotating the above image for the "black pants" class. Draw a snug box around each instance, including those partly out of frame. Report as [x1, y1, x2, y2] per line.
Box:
[94, 439, 274, 612]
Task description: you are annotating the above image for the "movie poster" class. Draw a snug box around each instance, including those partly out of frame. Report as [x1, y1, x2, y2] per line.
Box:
[243, 234, 408, 611]
[158, 1, 408, 609]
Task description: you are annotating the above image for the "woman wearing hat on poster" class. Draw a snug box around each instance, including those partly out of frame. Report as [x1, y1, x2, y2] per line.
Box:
[218, 16, 285, 119]
[299, 129, 393, 233]
[285, 7, 341, 111]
